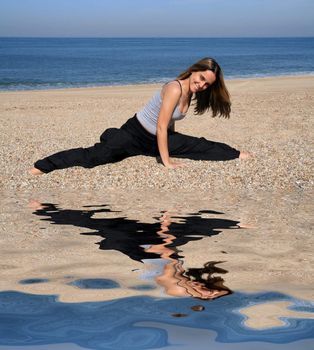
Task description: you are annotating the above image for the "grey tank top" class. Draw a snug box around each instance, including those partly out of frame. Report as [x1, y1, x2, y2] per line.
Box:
[136, 81, 187, 135]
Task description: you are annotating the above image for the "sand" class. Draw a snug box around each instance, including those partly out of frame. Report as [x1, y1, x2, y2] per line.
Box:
[0, 75, 313, 191]
[0, 76, 313, 329]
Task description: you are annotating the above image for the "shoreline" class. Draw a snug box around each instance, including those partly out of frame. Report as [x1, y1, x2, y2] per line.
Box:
[1, 73, 314, 94]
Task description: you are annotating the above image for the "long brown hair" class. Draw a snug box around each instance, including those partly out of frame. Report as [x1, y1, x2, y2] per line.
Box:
[177, 57, 231, 118]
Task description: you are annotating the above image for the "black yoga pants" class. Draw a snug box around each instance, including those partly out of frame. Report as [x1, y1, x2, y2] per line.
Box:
[34, 115, 240, 173]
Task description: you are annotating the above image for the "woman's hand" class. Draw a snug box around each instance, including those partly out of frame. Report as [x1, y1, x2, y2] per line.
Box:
[163, 160, 186, 169]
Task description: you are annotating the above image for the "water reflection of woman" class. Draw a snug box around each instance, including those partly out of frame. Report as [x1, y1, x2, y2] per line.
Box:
[157, 260, 231, 300]
[142, 213, 232, 300]
[30, 201, 236, 299]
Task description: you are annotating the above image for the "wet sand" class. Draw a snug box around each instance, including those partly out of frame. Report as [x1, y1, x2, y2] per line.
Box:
[0, 76, 313, 331]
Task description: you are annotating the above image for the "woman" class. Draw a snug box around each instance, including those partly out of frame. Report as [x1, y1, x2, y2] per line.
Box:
[30, 57, 249, 175]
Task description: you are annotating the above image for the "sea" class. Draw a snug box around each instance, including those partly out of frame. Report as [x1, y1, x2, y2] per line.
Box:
[0, 37, 314, 91]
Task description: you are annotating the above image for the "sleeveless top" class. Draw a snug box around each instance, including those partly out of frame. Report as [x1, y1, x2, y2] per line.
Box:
[136, 80, 188, 135]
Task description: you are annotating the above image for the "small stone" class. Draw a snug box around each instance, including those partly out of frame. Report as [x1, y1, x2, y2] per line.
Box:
[171, 313, 188, 318]
[191, 305, 205, 312]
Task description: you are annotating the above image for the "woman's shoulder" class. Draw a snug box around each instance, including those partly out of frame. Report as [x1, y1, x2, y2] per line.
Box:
[161, 80, 182, 99]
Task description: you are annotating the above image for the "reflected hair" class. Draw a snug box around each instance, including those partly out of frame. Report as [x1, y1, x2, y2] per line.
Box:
[184, 261, 232, 298]
[177, 57, 231, 118]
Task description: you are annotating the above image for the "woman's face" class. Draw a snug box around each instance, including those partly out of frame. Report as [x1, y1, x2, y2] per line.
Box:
[189, 70, 216, 93]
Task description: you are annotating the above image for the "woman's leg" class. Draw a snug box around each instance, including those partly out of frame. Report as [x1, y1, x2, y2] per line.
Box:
[33, 127, 136, 173]
[168, 132, 240, 161]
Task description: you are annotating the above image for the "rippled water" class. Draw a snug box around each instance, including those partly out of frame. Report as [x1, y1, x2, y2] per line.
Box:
[1, 37, 314, 90]
[0, 290, 313, 350]
[0, 188, 313, 349]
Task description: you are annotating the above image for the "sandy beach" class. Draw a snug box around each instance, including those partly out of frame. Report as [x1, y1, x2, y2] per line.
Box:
[0, 76, 313, 330]
[0, 75, 313, 191]
[1, 2, 314, 344]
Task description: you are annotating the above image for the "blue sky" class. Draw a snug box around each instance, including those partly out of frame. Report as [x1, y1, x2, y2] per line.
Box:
[0, 0, 313, 37]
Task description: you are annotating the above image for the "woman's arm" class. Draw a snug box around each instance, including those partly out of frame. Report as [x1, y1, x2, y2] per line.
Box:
[157, 83, 183, 168]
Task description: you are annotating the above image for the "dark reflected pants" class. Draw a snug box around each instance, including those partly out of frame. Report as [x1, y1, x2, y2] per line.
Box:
[34, 115, 240, 173]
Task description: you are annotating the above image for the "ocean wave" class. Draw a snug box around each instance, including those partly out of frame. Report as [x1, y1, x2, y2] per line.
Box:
[1, 71, 313, 92]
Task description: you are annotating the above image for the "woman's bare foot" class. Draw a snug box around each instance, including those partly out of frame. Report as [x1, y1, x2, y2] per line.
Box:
[29, 167, 44, 175]
[239, 151, 253, 160]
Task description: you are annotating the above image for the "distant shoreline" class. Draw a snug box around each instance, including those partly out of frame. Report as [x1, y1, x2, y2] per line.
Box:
[1, 73, 314, 93]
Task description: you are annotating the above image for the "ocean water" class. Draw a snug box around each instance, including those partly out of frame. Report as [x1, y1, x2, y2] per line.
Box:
[0, 37, 314, 91]
[0, 291, 313, 350]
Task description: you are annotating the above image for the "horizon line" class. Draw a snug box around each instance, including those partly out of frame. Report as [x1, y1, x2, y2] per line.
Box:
[0, 35, 314, 39]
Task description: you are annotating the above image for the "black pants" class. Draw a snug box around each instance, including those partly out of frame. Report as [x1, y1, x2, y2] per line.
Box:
[34, 115, 240, 173]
